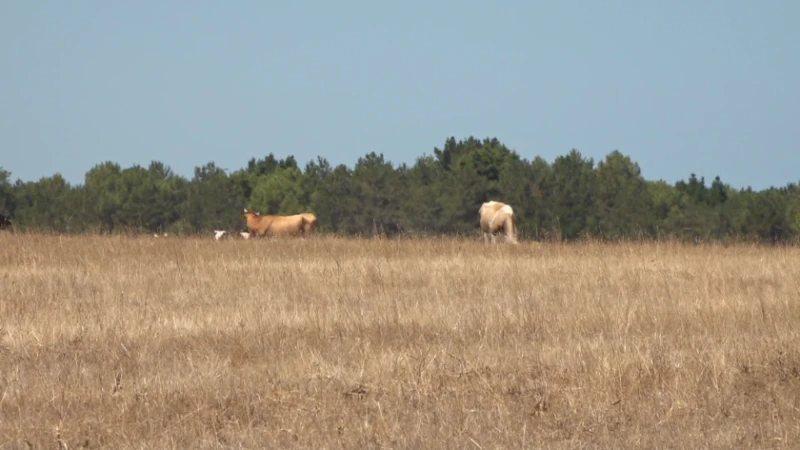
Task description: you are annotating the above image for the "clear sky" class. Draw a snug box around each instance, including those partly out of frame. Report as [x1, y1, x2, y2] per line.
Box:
[1, 1, 798, 190]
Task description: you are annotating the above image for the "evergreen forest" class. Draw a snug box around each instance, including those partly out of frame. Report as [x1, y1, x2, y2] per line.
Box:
[2, 136, 798, 243]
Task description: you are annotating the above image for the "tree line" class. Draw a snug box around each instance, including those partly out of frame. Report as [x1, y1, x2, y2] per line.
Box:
[1, 136, 799, 243]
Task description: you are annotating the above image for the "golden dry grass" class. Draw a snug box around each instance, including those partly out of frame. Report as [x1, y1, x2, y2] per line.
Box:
[1, 233, 800, 449]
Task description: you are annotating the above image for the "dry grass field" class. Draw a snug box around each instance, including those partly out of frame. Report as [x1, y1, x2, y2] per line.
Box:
[1, 233, 800, 449]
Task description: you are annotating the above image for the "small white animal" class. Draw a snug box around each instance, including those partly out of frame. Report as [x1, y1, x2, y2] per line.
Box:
[214, 230, 227, 241]
[239, 232, 251, 240]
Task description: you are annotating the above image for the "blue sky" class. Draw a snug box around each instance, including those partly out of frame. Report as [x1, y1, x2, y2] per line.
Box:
[1, 1, 798, 190]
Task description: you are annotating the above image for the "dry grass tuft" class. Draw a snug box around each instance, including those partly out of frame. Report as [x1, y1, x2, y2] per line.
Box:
[1, 233, 800, 449]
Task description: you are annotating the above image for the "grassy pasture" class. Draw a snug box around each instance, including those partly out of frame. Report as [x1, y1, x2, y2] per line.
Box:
[1, 233, 800, 449]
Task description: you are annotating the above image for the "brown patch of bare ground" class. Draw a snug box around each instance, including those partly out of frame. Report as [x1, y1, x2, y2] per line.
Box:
[1, 233, 799, 449]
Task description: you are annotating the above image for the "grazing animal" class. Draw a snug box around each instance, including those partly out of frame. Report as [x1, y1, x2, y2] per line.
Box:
[0, 214, 11, 230]
[478, 201, 519, 244]
[214, 230, 227, 241]
[299, 213, 318, 235]
[240, 209, 310, 237]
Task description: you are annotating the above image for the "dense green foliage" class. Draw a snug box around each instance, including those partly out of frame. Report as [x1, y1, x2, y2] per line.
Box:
[2, 137, 799, 242]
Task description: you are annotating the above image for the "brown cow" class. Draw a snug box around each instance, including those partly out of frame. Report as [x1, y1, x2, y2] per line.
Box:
[240, 209, 310, 238]
[299, 212, 317, 235]
[478, 201, 519, 244]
